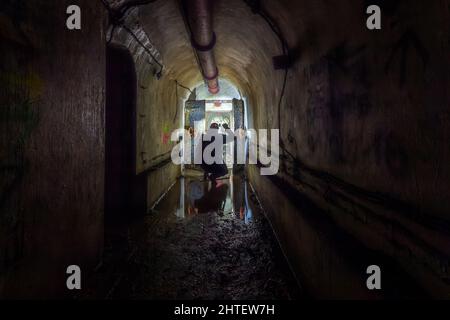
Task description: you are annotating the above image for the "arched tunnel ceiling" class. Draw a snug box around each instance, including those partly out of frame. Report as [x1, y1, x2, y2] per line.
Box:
[139, 0, 294, 100]
[138, 0, 370, 102]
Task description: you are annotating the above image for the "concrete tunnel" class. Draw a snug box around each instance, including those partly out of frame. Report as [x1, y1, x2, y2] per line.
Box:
[0, 0, 449, 300]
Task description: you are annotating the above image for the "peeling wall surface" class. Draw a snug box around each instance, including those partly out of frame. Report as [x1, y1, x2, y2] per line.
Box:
[0, 0, 449, 298]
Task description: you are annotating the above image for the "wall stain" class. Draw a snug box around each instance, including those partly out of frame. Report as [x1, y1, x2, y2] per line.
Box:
[385, 29, 430, 87]
[372, 130, 410, 179]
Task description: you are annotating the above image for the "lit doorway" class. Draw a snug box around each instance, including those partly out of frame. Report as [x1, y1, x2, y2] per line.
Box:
[205, 100, 234, 168]
[183, 98, 245, 173]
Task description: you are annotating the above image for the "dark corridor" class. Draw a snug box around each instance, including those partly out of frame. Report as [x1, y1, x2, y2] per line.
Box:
[0, 0, 449, 303]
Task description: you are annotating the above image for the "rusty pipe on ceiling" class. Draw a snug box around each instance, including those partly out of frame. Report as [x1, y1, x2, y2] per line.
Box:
[186, 0, 220, 94]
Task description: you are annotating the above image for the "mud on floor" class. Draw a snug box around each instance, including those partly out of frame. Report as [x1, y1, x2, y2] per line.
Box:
[81, 175, 302, 300]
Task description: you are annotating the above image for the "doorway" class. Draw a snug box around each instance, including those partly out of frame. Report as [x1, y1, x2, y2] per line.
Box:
[183, 98, 245, 172]
[105, 45, 146, 221]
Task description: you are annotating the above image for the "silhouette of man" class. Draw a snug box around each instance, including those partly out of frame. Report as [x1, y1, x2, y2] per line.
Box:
[200, 122, 234, 183]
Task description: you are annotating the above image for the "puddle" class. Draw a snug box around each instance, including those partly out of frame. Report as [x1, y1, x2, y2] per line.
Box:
[171, 175, 257, 224]
[81, 173, 302, 300]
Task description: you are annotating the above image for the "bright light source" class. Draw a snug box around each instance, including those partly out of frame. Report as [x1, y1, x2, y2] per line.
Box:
[205, 101, 233, 112]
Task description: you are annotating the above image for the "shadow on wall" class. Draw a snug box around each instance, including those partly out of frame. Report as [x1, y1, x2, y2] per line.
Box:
[105, 45, 147, 222]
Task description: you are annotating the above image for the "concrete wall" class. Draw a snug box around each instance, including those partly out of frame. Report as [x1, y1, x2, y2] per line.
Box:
[246, 0, 450, 297]
[107, 5, 182, 209]
[0, 0, 183, 297]
[0, 0, 106, 298]
[0, 0, 448, 298]
[134, 0, 450, 297]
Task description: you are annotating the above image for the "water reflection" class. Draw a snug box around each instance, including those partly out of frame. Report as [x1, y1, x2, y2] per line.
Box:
[176, 174, 254, 224]
[243, 182, 253, 224]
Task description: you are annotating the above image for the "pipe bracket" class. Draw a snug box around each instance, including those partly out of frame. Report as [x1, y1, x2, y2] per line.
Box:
[191, 32, 217, 52]
[203, 67, 219, 81]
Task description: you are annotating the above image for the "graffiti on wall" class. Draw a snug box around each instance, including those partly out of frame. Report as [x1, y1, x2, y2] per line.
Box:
[304, 42, 372, 163]
[161, 123, 171, 145]
[385, 29, 429, 87]
[303, 39, 415, 180]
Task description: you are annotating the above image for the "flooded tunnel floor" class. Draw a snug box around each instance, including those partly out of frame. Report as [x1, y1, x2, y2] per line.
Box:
[82, 173, 302, 300]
